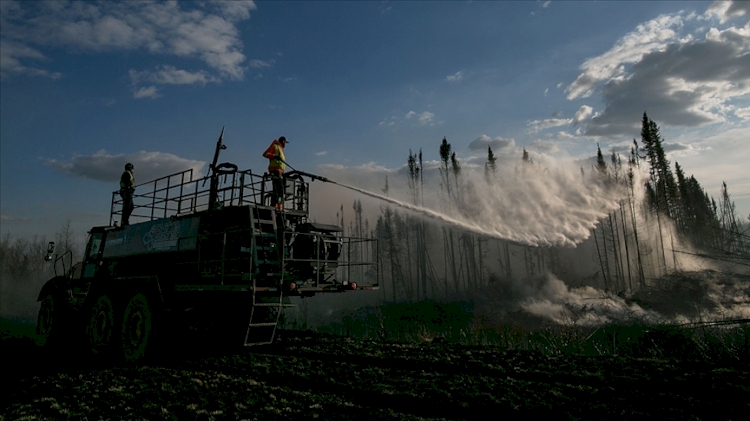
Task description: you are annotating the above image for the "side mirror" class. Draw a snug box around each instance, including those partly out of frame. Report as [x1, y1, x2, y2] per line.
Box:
[44, 241, 55, 262]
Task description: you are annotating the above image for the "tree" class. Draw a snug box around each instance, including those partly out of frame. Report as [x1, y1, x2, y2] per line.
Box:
[485, 146, 497, 184]
[719, 181, 741, 253]
[639, 112, 677, 274]
[595, 143, 607, 178]
[439, 137, 453, 205]
[407, 150, 421, 205]
[640, 112, 679, 219]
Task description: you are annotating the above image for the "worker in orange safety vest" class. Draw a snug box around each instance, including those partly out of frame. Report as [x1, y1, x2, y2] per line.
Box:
[263, 136, 288, 209]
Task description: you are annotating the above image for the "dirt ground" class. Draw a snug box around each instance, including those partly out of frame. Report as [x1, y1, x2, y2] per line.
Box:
[1, 329, 748, 420]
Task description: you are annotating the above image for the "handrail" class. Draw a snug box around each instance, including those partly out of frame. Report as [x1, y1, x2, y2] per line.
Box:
[110, 167, 310, 225]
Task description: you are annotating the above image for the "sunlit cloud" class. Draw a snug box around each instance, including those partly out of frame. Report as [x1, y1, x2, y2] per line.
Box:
[132, 86, 160, 99]
[564, 2, 750, 137]
[445, 70, 464, 82]
[467, 135, 516, 153]
[0, 1, 256, 83]
[43, 150, 206, 183]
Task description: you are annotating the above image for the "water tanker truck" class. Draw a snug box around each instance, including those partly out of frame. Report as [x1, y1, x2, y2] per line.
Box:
[35, 128, 379, 363]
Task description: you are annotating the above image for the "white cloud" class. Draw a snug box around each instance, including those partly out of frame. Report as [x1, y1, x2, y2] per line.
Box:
[0, 39, 61, 79]
[385, 111, 436, 127]
[735, 106, 750, 119]
[248, 59, 275, 69]
[573, 105, 594, 124]
[528, 106, 597, 134]
[315, 151, 328, 156]
[418, 111, 435, 125]
[211, 0, 257, 23]
[132, 85, 160, 99]
[44, 150, 206, 183]
[527, 117, 570, 133]
[445, 71, 464, 82]
[129, 65, 218, 86]
[0, 1, 255, 82]
[566, 2, 750, 137]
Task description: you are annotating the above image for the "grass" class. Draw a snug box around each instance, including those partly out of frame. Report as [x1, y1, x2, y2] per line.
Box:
[298, 300, 750, 362]
[0, 315, 36, 340]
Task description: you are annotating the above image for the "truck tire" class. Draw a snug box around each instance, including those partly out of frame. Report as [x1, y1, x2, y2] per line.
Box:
[86, 294, 116, 356]
[121, 293, 152, 363]
[35, 293, 67, 348]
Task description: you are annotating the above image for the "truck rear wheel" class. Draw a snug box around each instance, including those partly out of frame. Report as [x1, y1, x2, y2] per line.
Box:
[35, 293, 66, 348]
[121, 293, 152, 363]
[87, 295, 116, 355]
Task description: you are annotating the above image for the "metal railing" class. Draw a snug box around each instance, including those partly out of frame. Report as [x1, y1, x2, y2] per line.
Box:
[285, 232, 379, 289]
[110, 168, 310, 226]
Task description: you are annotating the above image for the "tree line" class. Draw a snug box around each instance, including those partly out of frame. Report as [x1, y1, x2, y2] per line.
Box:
[0, 220, 81, 317]
[350, 112, 749, 301]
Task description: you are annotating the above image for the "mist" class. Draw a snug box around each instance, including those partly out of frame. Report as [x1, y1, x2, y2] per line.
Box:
[317, 161, 626, 247]
[298, 156, 750, 332]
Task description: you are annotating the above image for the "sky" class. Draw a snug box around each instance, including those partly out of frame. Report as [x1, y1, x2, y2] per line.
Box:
[1, 0, 749, 244]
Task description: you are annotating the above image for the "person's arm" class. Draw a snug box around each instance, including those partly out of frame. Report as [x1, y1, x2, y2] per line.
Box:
[263, 144, 278, 159]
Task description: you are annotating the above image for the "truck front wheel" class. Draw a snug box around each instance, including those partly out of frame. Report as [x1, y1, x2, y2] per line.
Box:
[35, 294, 66, 348]
[87, 295, 116, 355]
[121, 293, 152, 363]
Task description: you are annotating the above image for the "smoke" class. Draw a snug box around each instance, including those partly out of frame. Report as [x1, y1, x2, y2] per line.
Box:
[485, 270, 750, 328]
[517, 274, 663, 326]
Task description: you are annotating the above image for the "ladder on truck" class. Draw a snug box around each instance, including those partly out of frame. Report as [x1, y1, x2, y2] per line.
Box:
[245, 207, 293, 345]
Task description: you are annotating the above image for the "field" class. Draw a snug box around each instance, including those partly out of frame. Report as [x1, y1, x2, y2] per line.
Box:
[1, 318, 749, 420]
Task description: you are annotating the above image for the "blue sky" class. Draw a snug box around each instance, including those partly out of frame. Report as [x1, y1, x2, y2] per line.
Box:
[1, 0, 749, 241]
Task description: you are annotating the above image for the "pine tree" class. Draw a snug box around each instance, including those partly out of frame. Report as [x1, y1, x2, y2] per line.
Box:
[639, 112, 675, 273]
[485, 146, 498, 184]
[719, 181, 740, 252]
[407, 150, 421, 205]
[439, 137, 453, 205]
[674, 162, 689, 232]
[640, 112, 679, 219]
[595, 143, 608, 178]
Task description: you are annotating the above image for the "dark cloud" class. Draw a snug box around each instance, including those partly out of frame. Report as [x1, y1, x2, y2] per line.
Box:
[468, 135, 515, 153]
[662, 142, 692, 153]
[585, 34, 750, 136]
[710, 0, 750, 23]
[528, 140, 560, 154]
[44, 150, 206, 185]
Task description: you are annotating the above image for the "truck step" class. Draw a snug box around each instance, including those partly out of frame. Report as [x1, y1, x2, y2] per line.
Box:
[248, 322, 277, 327]
[244, 341, 273, 346]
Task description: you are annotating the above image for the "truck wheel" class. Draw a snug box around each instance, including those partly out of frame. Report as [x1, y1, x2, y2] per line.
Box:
[121, 293, 152, 363]
[35, 294, 65, 348]
[87, 295, 116, 355]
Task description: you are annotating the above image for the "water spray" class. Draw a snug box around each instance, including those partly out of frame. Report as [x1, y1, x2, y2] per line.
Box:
[282, 159, 527, 244]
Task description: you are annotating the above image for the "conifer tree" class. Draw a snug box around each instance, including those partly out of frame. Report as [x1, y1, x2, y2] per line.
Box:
[485, 146, 498, 184]
[595, 143, 607, 177]
[407, 149, 421, 205]
[640, 112, 679, 219]
[439, 137, 453, 205]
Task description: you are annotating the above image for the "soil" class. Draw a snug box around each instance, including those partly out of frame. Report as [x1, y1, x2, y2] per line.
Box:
[1, 329, 748, 420]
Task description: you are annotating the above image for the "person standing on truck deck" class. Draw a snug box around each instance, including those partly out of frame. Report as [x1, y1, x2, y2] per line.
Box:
[120, 163, 135, 226]
[263, 136, 288, 210]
